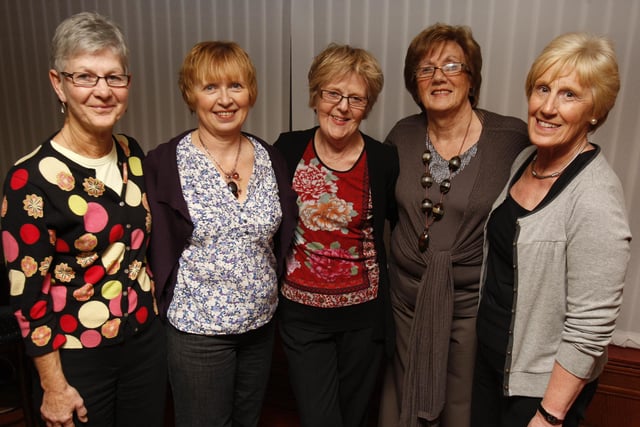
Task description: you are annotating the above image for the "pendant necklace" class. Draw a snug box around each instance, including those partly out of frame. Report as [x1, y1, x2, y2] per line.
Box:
[530, 139, 588, 180]
[198, 132, 242, 198]
[418, 113, 473, 252]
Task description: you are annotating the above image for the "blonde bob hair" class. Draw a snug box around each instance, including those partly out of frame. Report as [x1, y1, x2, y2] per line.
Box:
[308, 43, 384, 119]
[179, 41, 258, 112]
[525, 32, 620, 132]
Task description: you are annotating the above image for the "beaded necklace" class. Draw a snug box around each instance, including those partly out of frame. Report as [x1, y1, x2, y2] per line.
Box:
[418, 114, 473, 252]
[197, 132, 242, 198]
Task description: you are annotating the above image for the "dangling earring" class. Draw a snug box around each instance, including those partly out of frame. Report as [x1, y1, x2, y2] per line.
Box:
[60, 102, 67, 114]
[590, 118, 598, 125]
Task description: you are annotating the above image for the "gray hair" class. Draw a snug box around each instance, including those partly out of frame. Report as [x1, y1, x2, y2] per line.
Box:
[49, 12, 129, 73]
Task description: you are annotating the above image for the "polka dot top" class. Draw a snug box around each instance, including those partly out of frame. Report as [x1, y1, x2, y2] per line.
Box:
[1, 134, 157, 356]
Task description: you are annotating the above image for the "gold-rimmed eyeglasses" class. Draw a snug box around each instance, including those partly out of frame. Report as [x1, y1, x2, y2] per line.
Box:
[415, 62, 467, 80]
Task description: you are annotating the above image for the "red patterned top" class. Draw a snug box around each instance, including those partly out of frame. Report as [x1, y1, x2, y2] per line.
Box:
[281, 140, 379, 308]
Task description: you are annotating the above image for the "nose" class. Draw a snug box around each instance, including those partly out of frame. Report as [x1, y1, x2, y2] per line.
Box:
[93, 77, 112, 95]
[335, 96, 349, 110]
[540, 93, 558, 114]
[218, 88, 232, 105]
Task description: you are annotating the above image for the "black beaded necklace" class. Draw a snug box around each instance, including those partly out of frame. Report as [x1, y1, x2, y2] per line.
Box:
[418, 114, 473, 252]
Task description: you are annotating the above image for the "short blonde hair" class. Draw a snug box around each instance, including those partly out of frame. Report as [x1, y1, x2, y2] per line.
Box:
[178, 41, 258, 112]
[525, 32, 620, 132]
[308, 43, 383, 119]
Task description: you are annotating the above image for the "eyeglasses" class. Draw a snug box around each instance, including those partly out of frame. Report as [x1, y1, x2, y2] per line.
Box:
[415, 62, 467, 80]
[61, 71, 131, 88]
[320, 89, 368, 109]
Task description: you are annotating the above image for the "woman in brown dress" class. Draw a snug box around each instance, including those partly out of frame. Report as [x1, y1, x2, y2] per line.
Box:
[378, 23, 529, 427]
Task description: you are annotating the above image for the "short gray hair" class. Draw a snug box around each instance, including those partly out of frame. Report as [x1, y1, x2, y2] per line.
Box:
[50, 12, 129, 73]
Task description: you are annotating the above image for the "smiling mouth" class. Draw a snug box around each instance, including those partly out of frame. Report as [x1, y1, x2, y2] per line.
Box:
[215, 111, 235, 118]
[537, 118, 559, 129]
[330, 114, 349, 122]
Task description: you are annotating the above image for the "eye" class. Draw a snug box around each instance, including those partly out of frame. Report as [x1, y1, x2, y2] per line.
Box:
[535, 85, 550, 95]
[350, 96, 366, 104]
[203, 83, 216, 92]
[562, 90, 576, 100]
[230, 82, 244, 90]
[417, 66, 435, 76]
[106, 75, 126, 84]
[75, 72, 96, 83]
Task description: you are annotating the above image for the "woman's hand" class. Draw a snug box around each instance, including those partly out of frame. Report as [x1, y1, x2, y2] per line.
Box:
[34, 351, 89, 426]
[41, 383, 88, 427]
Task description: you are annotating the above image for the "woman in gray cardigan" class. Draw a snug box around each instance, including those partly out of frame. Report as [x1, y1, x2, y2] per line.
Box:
[472, 32, 631, 427]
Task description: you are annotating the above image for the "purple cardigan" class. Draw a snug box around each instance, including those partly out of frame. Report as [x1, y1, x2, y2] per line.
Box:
[143, 130, 298, 317]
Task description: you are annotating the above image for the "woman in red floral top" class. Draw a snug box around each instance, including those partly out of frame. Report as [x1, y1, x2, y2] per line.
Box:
[1, 12, 165, 427]
[274, 43, 398, 427]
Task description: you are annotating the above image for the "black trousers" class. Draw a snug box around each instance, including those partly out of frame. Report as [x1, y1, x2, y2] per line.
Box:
[32, 317, 167, 427]
[166, 320, 275, 427]
[279, 321, 384, 427]
[471, 341, 598, 427]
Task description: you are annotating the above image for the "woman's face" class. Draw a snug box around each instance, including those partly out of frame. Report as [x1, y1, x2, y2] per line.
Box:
[417, 41, 471, 114]
[51, 49, 129, 135]
[528, 68, 594, 152]
[193, 75, 251, 140]
[315, 72, 368, 145]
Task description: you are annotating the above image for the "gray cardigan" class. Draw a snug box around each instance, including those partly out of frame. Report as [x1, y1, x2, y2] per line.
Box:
[481, 145, 632, 397]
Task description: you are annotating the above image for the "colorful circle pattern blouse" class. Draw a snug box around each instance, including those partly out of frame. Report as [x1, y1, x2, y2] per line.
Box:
[1, 134, 157, 356]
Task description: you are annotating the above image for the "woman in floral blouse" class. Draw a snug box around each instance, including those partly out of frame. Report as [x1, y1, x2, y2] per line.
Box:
[144, 41, 297, 427]
[1, 12, 166, 427]
[274, 43, 398, 427]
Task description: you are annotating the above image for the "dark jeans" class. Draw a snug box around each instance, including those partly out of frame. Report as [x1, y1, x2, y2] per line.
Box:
[33, 317, 168, 427]
[471, 341, 598, 427]
[279, 322, 384, 427]
[166, 320, 275, 427]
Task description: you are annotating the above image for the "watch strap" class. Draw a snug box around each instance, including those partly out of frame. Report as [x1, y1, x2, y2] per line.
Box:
[538, 402, 564, 425]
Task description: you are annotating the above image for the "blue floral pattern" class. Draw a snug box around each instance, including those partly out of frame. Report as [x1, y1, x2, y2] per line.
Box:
[167, 134, 282, 334]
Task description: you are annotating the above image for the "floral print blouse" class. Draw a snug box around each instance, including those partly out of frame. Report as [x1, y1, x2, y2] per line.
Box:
[281, 140, 379, 308]
[1, 135, 156, 357]
[167, 134, 282, 335]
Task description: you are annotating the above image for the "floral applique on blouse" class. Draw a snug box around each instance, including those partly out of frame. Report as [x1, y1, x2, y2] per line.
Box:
[282, 140, 379, 308]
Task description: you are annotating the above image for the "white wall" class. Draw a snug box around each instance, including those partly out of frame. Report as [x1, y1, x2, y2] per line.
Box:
[1, 0, 639, 347]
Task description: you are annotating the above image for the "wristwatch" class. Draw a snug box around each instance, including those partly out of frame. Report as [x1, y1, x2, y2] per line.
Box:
[538, 402, 564, 425]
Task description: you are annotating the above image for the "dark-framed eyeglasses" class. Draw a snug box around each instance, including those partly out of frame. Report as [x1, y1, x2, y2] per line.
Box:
[61, 71, 131, 88]
[320, 89, 368, 109]
[415, 62, 467, 80]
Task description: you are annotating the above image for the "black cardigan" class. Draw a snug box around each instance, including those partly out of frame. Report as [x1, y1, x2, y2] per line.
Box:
[274, 127, 399, 356]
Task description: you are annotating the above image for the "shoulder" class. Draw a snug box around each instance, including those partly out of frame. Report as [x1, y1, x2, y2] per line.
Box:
[273, 128, 316, 149]
[145, 130, 191, 161]
[114, 133, 146, 158]
[478, 109, 528, 135]
[386, 113, 425, 138]
[363, 132, 397, 157]
[576, 148, 624, 194]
